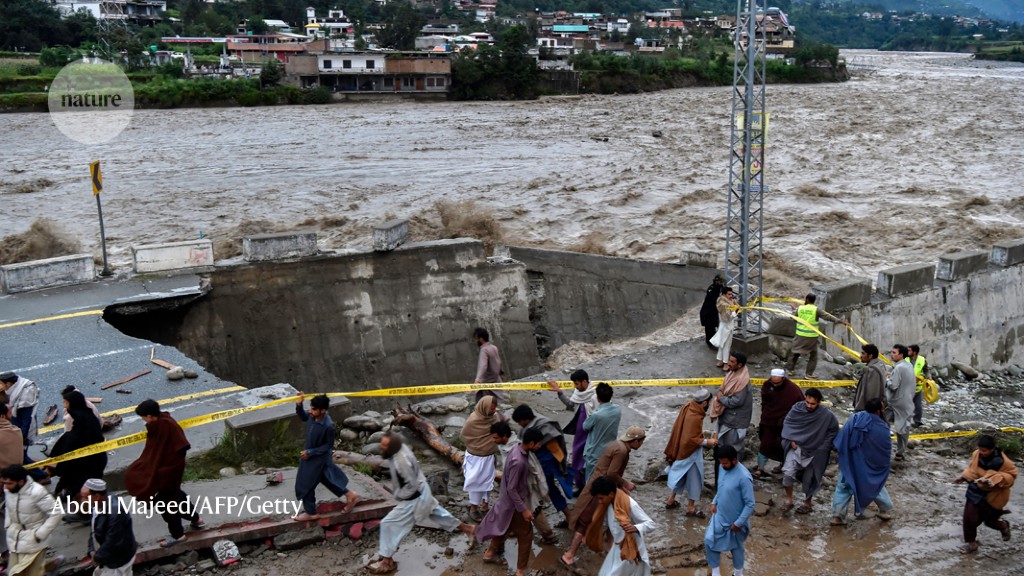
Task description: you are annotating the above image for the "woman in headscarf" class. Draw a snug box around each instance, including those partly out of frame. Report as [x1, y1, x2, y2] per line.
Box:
[48, 390, 107, 523]
[460, 395, 503, 522]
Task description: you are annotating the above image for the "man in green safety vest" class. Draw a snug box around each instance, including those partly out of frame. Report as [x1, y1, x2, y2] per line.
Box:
[907, 344, 928, 428]
[785, 294, 849, 380]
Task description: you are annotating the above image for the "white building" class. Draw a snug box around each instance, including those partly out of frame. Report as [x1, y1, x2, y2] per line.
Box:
[53, 0, 166, 23]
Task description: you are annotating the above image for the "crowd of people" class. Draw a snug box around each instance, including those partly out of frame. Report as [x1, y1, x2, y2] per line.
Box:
[0, 309, 1019, 576]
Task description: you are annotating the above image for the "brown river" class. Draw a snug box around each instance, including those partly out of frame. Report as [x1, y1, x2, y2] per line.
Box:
[2, 50, 1023, 292]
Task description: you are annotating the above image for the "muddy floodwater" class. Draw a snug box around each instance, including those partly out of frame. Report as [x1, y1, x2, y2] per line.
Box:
[2, 50, 1023, 291]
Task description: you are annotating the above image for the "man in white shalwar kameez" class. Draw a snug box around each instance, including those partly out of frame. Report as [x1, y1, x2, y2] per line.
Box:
[367, 433, 476, 574]
[588, 476, 656, 576]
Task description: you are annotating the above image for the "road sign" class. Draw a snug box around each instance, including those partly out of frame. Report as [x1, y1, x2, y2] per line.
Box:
[90, 161, 103, 196]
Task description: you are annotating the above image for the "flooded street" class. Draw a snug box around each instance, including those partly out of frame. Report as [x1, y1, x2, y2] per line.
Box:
[2, 51, 1023, 292]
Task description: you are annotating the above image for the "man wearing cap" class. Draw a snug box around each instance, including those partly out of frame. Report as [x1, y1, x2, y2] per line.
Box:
[754, 369, 804, 479]
[560, 425, 646, 568]
[664, 389, 716, 516]
[81, 478, 137, 576]
[700, 275, 724, 350]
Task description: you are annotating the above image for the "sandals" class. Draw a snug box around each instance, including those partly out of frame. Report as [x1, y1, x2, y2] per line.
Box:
[291, 512, 319, 522]
[469, 508, 484, 522]
[685, 509, 707, 519]
[830, 517, 845, 526]
[558, 556, 575, 569]
[540, 533, 559, 545]
[959, 542, 979, 554]
[42, 405, 59, 426]
[482, 555, 507, 566]
[1001, 521, 1012, 541]
[752, 469, 769, 480]
[159, 535, 187, 548]
[190, 517, 207, 530]
[796, 504, 813, 514]
[665, 500, 681, 510]
[343, 494, 362, 514]
[367, 559, 398, 574]
[782, 502, 795, 514]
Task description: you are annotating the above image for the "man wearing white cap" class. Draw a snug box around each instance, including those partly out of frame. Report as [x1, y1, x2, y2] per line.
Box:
[82, 478, 137, 575]
[754, 369, 804, 479]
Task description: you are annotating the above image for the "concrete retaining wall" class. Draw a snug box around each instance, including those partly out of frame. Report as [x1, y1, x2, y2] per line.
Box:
[117, 239, 540, 397]
[132, 240, 214, 273]
[500, 245, 716, 358]
[0, 254, 94, 294]
[243, 232, 318, 262]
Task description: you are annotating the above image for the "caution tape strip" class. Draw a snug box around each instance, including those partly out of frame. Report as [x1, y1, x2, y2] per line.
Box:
[36, 386, 247, 436]
[0, 309, 104, 330]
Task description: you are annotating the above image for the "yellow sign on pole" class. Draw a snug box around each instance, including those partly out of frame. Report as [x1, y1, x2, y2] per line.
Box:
[90, 160, 102, 196]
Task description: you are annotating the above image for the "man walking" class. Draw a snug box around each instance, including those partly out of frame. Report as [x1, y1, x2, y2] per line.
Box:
[700, 274, 724, 350]
[81, 478, 137, 576]
[492, 422, 558, 545]
[907, 344, 928, 427]
[582, 383, 620, 484]
[831, 399, 894, 525]
[460, 396, 502, 521]
[954, 435, 1016, 554]
[368, 432, 475, 574]
[710, 352, 753, 484]
[704, 446, 755, 576]
[853, 344, 887, 412]
[2, 464, 60, 576]
[124, 400, 204, 548]
[785, 294, 848, 379]
[754, 369, 804, 479]
[548, 369, 599, 493]
[293, 393, 360, 522]
[780, 388, 839, 514]
[663, 389, 716, 516]
[885, 345, 916, 461]
[512, 405, 572, 526]
[1, 401, 25, 471]
[473, 327, 503, 401]
[561, 426, 646, 569]
[588, 476, 657, 576]
[477, 427, 544, 576]
[0, 372, 45, 481]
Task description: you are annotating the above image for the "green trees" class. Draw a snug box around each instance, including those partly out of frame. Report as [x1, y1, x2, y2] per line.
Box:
[0, 0, 90, 52]
[450, 25, 538, 100]
[375, 1, 424, 50]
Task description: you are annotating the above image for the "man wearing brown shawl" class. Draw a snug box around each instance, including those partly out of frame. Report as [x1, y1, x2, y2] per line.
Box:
[586, 476, 656, 576]
[710, 352, 753, 488]
[663, 389, 716, 516]
[954, 434, 1017, 554]
[754, 369, 804, 479]
[461, 396, 503, 522]
[125, 399, 204, 547]
[560, 426, 645, 568]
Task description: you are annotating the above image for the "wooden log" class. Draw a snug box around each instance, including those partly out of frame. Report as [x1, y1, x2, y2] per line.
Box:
[152, 359, 175, 370]
[390, 403, 465, 466]
[101, 369, 152, 390]
[332, 450, 387, 472]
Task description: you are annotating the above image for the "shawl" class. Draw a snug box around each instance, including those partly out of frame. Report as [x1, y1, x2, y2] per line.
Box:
[125, 412, 191, 499]
[782, 401, 837, 455]
[710, 366, 750, 420]
[834, 410, 891, 514]
[461, 396, 499, 456]
[962, 448, 1019, 510]
[759, 378, 804, 427]
[716, 295, 733, 322]
[569, 386, 598, 413]
[585, 488, 639, 561]
[664, 400, 706, 461]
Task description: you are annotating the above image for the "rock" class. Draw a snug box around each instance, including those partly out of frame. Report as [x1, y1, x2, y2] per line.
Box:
[338, 429, 359, 442]
[643, 461, 667, 483]
[212, 540, 241, 565]
[218, 467, 238, 478]
[951, 361, 980, 380]
[446, 399, 470, 412]
[754, 503, 771, 517]
[343, 415, 383, 432]
[195, 560, 216, 572]
[832, 354, 848, 366]
[367, 431, 385, 443]
[180, 550, 200, 567]
[652, 130, 663, 138]
[362, 410, 382, 419]
[444, 547, 454, 557]
[167, 366, 185, 380]
[183, 369, 199, 379]
[619, 388, 639, 398]
[767, 334, 793, 361]
[955, 420, 998, 431]
[348, 522, 364, 540]
[361, 442, 383, 456]
[275, 526, 324, 551]
[822, 350, 835, 364]
[1007, 364, 1023, 378]
[442, 415, 467, 429]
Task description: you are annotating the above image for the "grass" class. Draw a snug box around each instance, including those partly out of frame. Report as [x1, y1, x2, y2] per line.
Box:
[184, 421, 301, 480]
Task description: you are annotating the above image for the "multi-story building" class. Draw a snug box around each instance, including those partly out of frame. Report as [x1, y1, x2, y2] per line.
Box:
[52, 0, 166, 24]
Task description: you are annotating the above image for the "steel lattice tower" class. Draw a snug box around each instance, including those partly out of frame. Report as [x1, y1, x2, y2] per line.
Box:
[724, 0, 767, 336]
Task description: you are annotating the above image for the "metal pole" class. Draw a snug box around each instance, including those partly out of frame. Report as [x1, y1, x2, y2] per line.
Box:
[96, 194, 111, 276]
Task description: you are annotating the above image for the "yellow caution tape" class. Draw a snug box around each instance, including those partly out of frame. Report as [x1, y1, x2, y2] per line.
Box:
[905, 427, 1024, 442]
[37, 385, 247, 436]
[0, 309, 104, 330]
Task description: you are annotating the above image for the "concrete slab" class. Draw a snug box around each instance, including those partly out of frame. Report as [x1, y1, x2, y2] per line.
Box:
[991, 238, 1024, 267]
[0, 254, 94, 294]
[731, 334, 770, 357]
[226, 392, 351, 449]
[937, 250, 989, 281]
[51, 468, 395, 573]
[373, 219, 409, 252]
[876, 262, 936, 297]
[132, 240, 214, 274]
[679, 250, 719, 269]
[243, 232, 318, 262]
[812, 278, 873, 311]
